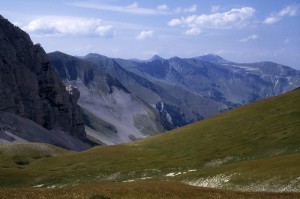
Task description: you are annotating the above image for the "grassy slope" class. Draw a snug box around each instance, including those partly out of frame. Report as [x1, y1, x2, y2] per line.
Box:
[0, 89, 299, 197]
[1, 181, 299, 199]
[0, 143, 71, 186]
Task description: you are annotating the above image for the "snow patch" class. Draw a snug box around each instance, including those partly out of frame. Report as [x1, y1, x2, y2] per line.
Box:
[165, 172, 177, 177]
[165, 169, 197, 177]
[222, 64, 259, 72]
[140, 177, 152, 180]
[123, 179, 135, 182]
[46, 185, 56, 189]
[123, 176, 152, 182]
[33, 184, 44, 188]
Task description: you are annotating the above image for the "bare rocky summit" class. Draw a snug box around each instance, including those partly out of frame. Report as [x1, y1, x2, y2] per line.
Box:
[0, 15, 90, 150]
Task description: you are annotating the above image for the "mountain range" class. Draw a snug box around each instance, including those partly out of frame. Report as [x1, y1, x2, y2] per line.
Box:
[1, 14, 300, 198]
[48, 51, 300, 145]
[1, 14, 300, 148]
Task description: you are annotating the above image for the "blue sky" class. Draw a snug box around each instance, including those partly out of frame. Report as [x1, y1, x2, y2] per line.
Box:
[1, 0, 300, 69]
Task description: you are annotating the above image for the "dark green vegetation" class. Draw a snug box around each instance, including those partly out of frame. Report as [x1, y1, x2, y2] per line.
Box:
[0, 88, 299, 198]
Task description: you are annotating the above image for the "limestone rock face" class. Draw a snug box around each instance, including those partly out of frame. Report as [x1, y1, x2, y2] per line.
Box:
[0, 15, 86, 141]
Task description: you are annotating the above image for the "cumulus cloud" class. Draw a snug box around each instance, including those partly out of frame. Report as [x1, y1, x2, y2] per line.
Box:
[278, 5, 299, 16]
[136, 30, 153, 40]
[263, 16, 281, 25]
[263, 4, 299, 25]
[23, 16, 115, 37]
[238, 34, 258, 42]
[95, 25, 114, 37]
[185, 27, 201, 35]
[168, 19, 182, 26]
[168, 7, 256, 35]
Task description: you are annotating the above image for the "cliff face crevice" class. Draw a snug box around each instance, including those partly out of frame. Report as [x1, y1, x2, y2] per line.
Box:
[0, 15, 86, 141]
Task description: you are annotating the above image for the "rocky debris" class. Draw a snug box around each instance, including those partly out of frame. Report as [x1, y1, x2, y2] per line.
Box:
[0, 15, 89, 149]
[48, 52, 165, 144]
[0, 112, 90, 151]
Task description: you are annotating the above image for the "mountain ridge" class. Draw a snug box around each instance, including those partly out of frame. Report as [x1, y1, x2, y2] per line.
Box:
[83, 53, 227, 129]
[116, 53, 300, 106]
[48, 51, 166, 145]
[48, 50, 300, 145]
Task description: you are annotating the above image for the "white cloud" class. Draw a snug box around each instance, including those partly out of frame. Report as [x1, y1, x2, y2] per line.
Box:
[263, 4, 299, 25]
[23, 16, 115, 37]
[185, 27, 201, 36]
[263, 16, 281, 25]
[278, 5, 299, 16]
[136, 30, 153, 40]
[157, 4, 169, 11]
[95, 26, 114, 38]
[168, 19, 182, 26]
[238, 34, 258, 42]
[127, 2, 138, 9]
[69, 2, 197, 15]
[69, 2, 157, 15]
[168, 7, 256, 35]
[211, 5, 220, 13]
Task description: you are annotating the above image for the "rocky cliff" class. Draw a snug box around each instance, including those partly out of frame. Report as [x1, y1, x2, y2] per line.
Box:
[0, 15, 89, 149]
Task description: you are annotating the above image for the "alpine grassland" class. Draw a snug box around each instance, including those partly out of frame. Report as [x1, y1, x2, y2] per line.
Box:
[0, 88, 299, 198]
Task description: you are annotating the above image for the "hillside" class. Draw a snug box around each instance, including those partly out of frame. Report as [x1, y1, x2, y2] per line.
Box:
[0, 88, 299, 197]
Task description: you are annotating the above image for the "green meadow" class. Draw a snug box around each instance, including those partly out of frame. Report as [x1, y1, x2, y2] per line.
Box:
[1, 88, 299, 198]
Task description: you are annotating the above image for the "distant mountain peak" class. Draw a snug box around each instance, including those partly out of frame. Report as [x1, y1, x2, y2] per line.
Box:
[170, 56, 182, 61]
[195, 54, 229, 64]
[149, 55, 164, 62]
[84, 53, 108, 59]
[48, 51, 71, 57]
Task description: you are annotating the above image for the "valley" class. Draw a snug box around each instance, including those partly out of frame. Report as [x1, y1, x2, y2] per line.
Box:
[0, 3, 300, 198]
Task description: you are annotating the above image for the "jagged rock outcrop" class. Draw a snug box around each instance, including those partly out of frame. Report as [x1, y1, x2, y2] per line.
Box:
[0, 15, 88, 149]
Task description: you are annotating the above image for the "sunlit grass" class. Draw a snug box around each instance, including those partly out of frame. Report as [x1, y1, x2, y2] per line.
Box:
[0, 88, 299, 197]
